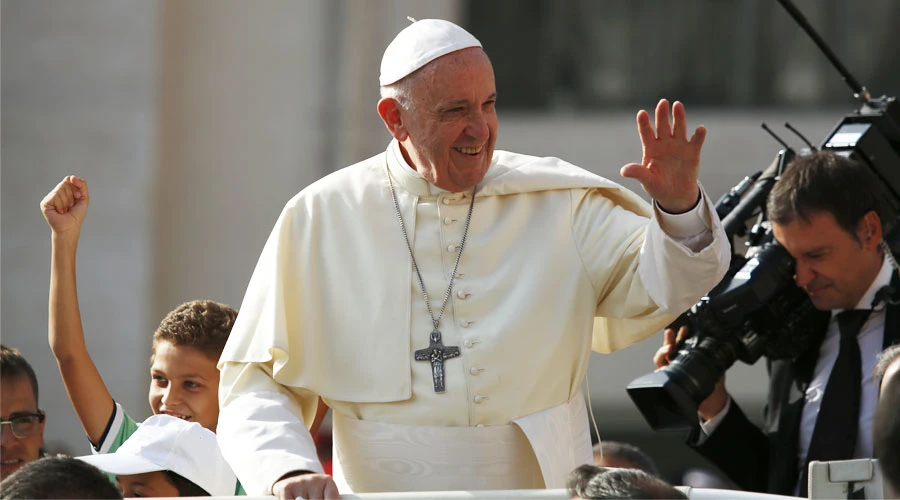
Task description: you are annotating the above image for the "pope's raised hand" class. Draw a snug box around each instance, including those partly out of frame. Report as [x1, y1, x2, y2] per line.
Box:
[620, 99, 706, 213]
[41, 175, 90, 235]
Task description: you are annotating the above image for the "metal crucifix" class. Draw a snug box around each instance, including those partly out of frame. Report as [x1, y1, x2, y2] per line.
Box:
[414, 329, 460, 393]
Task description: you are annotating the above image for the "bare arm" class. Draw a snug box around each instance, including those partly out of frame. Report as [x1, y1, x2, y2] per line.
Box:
[42, 176, 114, 445]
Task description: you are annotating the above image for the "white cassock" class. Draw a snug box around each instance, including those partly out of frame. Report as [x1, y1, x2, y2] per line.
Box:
[217, 140, 731, 495]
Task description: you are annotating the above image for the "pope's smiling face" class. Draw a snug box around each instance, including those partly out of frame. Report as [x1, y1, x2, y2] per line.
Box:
[381, 48, 498, 193]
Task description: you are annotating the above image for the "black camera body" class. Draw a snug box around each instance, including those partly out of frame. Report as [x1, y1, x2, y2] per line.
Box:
[626, 61, 900, 433]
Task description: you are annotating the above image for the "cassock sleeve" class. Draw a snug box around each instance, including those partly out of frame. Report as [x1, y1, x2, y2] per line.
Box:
[217, 202, 325, 494]
[640, 183, 730, 312]
[574, 183, 730, 352]
[218, 362, 323, 495]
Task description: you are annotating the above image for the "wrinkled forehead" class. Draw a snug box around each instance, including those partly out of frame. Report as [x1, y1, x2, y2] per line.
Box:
[425, 47, 492, 74]
[408, 48, 495, 99]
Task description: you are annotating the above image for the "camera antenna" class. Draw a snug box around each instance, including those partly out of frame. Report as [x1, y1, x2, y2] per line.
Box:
[761, 123, 796, 176]
[761, 123, 794, 153]
[784, 122, 817, 152]
[775, 0, 872, 107]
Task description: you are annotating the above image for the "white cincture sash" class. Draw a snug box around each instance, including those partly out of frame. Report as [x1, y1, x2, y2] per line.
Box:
[331, 393, 593, 493]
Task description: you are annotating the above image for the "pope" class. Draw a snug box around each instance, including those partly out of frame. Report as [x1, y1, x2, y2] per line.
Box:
[216, 18, 731, 500]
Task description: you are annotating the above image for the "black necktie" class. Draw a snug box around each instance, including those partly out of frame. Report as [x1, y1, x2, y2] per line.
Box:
[799, 309, 871, 497]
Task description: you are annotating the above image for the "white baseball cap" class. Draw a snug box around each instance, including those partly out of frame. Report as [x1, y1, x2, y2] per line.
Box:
[379, 18, 482, 86]
[77, 414, 237, 497]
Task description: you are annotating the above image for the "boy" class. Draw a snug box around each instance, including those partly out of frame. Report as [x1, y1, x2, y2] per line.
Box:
[40, 176, 243, 493]
[0, 456, 122, 499]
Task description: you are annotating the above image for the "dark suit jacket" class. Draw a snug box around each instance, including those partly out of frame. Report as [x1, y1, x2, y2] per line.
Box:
[688, 288, 900, 495]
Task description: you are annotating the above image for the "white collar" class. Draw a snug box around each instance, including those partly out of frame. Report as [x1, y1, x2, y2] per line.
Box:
[836, 254, 893, 314]
[384, 140, 500, 198]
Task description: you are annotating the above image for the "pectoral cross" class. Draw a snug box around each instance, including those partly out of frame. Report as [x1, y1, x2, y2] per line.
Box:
[414, 329, 460, 393]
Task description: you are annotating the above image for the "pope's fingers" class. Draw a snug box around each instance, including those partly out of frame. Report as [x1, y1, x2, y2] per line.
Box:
[324, 481, 341, 499]
[671, 101, 688, 142]
[635, 109, 656, 145]
[619, 162, 650, 184]
[689, 125, 707, 150]
[654, 99, 672, 138]
[276, 474, 339, 500]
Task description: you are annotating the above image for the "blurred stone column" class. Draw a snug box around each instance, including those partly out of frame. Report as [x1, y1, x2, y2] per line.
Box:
[1, 0, 160, 454]
[153, 0, 333, 318]
[152, 0, 466, 318]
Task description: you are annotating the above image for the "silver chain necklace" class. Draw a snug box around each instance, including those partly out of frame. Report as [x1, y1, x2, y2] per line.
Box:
[386, 164, 476, 392]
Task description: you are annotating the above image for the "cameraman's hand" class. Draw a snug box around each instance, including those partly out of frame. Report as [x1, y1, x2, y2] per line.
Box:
[654, 326, 729, 421]
[273, 472, 340, 500]
[653, 326, 688, 369]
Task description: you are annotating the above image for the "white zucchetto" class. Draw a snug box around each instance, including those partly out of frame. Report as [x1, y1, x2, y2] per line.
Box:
[379, 19, 483, 86]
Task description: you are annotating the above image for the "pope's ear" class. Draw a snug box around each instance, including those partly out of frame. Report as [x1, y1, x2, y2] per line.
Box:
[377, 98, 408, 141]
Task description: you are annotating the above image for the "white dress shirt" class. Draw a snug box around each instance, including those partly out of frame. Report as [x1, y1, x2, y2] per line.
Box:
[795, 256, 890, 479]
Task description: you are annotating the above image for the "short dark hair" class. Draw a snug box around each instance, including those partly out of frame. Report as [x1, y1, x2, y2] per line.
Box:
[874, 368, 900, 493]
[0, 345, 39, 405]
[151, 300, 237, 362]
[767, 151, 896, 242]
[0, 456, 122, 499]
[163, 470, 210, 497]
[567, 464, 686, 499]
[593, 440, 660, 477]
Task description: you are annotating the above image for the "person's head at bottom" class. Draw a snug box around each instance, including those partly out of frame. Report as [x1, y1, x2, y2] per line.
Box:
[0, 456, 122, 499]
[567, 464, 686, 499]
[77, 414, 235, 497]
[592, 441, 660, 477]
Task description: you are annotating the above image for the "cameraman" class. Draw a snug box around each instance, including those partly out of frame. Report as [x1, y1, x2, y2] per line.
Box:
[655, 151, 900, 496]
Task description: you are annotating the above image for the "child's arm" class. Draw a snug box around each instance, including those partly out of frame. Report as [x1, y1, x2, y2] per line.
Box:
[42, 176, 115, 445]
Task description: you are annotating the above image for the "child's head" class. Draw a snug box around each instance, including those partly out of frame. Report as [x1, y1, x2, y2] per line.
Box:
[114, 470, 208, 498]
[0, 456, 123, 499]
[148, 300, 237, 432]
[77, 414, 236, 497]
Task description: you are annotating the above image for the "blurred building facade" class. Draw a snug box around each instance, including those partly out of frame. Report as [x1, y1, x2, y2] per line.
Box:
[467, 0, 900, 110]
[2, 0, 897, 485]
